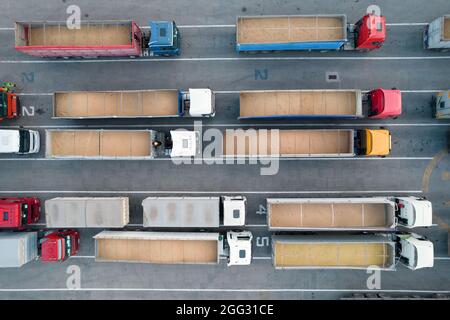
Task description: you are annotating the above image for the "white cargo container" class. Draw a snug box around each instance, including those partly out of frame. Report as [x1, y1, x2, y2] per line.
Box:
[142, 196, 246, 228]
[424, 15, 450, 50]
[0, 232, 37, 268]
[45, 197, 129, 228]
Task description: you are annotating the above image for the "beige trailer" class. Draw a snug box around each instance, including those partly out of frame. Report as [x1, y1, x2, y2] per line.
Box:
[267, 198, 397, 231]
[53, 90, 180, 118]
[222, 129, 354, 157]
[94, 231, 221, 265]
[45, 129, 161, 159]
[236, 15, 346, 45]
[239, 90, 363, 119]
[15, 21, 133, 47]
[272, 235, 396, 270]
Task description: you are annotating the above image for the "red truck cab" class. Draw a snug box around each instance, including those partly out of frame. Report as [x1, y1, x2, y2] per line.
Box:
[40, 230, 80, 262]
[355, 14, 386, 50]
[368, 88, 402, 118]
[0, 85, 19, 120]
[0, 197, 40, 228]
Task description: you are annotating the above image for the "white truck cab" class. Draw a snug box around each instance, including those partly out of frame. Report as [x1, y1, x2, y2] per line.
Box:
[0, 129, 40, 154]
[225, 231, 253, 266]
[184, 88, 215, 117]
[397, 233, 434, 270]
[395, 196, 433, 228]
[169, 130, 201, 157]
[222, 196, 246, 226]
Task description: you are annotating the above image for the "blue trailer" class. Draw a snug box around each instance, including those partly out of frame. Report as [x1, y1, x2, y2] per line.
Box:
[236, 13, 386, 52]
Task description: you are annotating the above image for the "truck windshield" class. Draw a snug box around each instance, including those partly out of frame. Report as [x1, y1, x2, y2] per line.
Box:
[0, 93, 6, 117]
[21, 203, 28, 226]
[19, 130, 30, 153]
[65, 236, 72, 258]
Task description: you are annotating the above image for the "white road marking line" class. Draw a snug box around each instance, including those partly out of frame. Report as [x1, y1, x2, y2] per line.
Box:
[179, 24, 235, 28]
[0, 288, 449, 294]
[0, 190, 424, 194]
[1, 56, 450, 64]
[0, 157, 434, 161]
[30, 223, 269, 227]
[386, 23, 428, 26]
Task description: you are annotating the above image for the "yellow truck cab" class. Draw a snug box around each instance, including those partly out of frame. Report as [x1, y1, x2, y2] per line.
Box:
[357, 129, 391, 156]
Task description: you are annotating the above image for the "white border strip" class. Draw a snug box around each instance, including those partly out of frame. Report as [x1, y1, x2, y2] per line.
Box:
[0, 288, 448, 293]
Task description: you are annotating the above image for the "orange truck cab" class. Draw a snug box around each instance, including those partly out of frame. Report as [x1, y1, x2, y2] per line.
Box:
[368, 89, 402, 118]
[0, 197, 41, 228]
[40, 230, 80, 262]
[354, 14, 386, 50]
[356, 129, 392, 157]
[0, 84, 19, 120]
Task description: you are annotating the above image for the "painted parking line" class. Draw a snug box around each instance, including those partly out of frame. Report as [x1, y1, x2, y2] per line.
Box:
[1, 56, 450, 64]
[0, 190, 424, 194]
[0, 288, 449, 294]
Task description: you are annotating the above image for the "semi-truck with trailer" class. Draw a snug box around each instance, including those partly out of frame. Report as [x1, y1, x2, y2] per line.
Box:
[94, 230, 253, 266]
[0, 82, 19, 121]
[239, 89, 402, 120]
[45, 129, 200, 159]
[0, 230, 80, 267]
[45, 197, 129, 228]
[51, 88, 215, 119]
[272, 233, 434, 271]
[0, 129, 40, 154]
[267, 196, 432, 231]
[433, 90, 450, 119]
[424, 15, 450, 51]
[236, 12, 385, 52]
[15, 20, 180, 58]
[0, 197, 41, 229]
[223, 128, 391, 157]
[142, 196, 246, 228]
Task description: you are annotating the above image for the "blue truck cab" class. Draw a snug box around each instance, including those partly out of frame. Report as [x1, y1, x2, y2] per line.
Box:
[148, 21, 180, 56]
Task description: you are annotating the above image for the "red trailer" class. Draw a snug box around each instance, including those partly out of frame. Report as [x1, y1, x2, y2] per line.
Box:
[0, 197, 40, 228]
[14, 20, 143, 58]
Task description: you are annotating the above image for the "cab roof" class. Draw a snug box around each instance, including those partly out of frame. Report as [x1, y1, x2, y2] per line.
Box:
[149, 21, 174, 47]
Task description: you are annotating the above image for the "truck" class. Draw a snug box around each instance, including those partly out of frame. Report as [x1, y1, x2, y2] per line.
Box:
[94, 230, 253, 266]
[45, 129, 200, 159]
[142, 196, 246, 228]
[272, 233, 434, 271]
[45, 197, 129, 228]
[0, 230, 80, 267]
[0, 82, 19, 121]
[267, 196, 432, 231]
[0, 197, 41, 229]
[15, 20, 180, 58]
[424, 15, 450, 51]
[52, 88, 215, 119]
[0, 129, 40, 154]
[236, 12, 385, 52]
[238, 89, 402, 120]
[223, 128, 391, 157]
[433, 90, 450, 119]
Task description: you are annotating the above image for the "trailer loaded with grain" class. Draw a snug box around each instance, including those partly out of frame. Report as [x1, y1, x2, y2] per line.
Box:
[15, 20, 181, 57]
[236, 12, 386, 52]
[52, 89, 215, 118]
[267, 197, 432, 231]
[142, 196, 246, 228]
[94, 231, 253, 266]
[222, 129, 392, 157]
[272, 233, 434, 271]
[45, 129, 200, 159]
[45, 197, 129, 228]
[238, 89, 402, 119]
